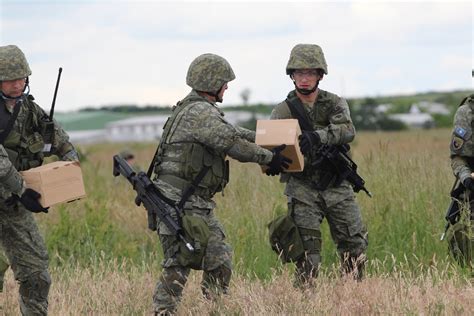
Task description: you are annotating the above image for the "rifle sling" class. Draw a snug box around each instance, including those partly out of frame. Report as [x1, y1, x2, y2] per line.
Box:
[176, 165, 211, 210]
[285, 96, 314, 132]
[0, 100, 21, 145]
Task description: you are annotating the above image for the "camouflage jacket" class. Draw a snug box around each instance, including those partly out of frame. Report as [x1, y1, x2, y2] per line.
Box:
[270, 89, 356, 206]
[0, 144, 24, 198]
[450, 94, 474, 183]
[0, 94, 77, 171]
[154, 90, 272, 209]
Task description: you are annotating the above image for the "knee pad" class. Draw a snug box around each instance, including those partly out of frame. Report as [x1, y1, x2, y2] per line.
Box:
[19, 270, 51, 301]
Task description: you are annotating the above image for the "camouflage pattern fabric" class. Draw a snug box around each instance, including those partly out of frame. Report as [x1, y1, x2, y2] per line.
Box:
[186, 54, 235, 93]
[0, 94, 76, 314]
[286, 44, 328, 75]
[0, 95, 77, 171]
[270, 88, 368, 284]
[0, 144, 24, 198]
[0, 202, 50, 315]
[450, 95, 474, 183]
[0, 45, 32, 81]
[0, 246, 9, 292]
[152, 90, 272, 314]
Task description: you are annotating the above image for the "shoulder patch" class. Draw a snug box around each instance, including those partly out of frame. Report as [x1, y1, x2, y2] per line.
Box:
[454, 126, 468, 140]
[451, 136, 464, 151]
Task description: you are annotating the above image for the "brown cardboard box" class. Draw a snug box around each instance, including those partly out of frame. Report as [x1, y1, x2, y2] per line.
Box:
[255, 119, 305, 172]
[20, 161, 86, 207]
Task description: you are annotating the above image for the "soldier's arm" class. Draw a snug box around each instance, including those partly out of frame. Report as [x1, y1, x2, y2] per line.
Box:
[450, 105, 472, 182]
[450, 156, 471, 183]
[0, 145, 25, 196]
[235, 126, 256, 142]
[190, 104, 273, 164]
[314, 97, 355, 145]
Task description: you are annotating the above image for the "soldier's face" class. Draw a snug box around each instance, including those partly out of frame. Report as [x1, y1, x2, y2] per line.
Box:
[292, 69, 321, 90]
[0, 78, 26, 97]
[217, 82, 228, 102]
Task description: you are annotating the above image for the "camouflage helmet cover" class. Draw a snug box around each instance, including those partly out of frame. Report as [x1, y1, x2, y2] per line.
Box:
[286, 44, 328, 75]
[0, 45, 32, 81]
[186, 53, 235, 92]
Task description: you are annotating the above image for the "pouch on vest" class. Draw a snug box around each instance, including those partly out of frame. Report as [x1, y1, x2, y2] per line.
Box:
[177, 214, 211, 269]
[267, 214, 305, 263]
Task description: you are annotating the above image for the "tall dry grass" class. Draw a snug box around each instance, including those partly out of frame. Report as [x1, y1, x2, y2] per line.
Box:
[1, 128, 472, 314]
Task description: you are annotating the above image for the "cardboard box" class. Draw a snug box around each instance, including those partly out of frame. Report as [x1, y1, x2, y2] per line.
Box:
[255, 119, 305, 172]
[21, 161, 86, 207]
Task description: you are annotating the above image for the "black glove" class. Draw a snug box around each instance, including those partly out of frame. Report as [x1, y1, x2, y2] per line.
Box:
[265, 144, 293, 176]
[299, 131, 321, 156]
[463, 178, 474, 191]
[6, 189, 49, 213]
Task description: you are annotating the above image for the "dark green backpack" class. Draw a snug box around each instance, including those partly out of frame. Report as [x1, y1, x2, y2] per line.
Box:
[177, 214, 211, 269]
[268, 214, 305, 263]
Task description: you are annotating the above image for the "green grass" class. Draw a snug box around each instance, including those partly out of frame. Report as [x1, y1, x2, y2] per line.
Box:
[37, 129, 470, 280]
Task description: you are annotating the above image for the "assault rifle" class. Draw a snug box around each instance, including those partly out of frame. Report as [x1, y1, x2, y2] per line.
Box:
[312, 144, 372, 197]
[41, 67, 62, 154]
[440, 178, 465, 241]
[112, 154, 194, 251]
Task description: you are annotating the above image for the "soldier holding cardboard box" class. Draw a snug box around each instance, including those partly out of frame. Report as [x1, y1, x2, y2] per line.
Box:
[0, 45, 79, 315]
[269, 44, 368, 287]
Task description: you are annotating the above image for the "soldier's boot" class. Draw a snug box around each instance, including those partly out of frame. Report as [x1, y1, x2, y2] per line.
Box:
[294, 253, 320, 289]
[153, 266, 189, 315]
[340, 252, 366, 282]
[201, 264, 232, 301]
[19, 270, 51, 316]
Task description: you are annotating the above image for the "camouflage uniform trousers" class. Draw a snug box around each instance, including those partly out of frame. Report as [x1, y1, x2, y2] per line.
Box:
[0, 245, 9, 292]
[0, 202, 51, 315]
[288, 182, 368, 285]
[153, 207, 232, 314]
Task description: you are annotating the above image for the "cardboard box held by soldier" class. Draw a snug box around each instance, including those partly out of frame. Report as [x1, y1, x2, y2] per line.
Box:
[20, 161, 86, 207]
[255, 119, 305, 172]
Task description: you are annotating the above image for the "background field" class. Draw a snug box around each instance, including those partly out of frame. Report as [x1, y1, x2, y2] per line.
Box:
[1, 128, 473, 314]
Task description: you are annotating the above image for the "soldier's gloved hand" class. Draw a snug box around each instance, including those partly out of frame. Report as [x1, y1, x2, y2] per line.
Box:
[6, 189, 49, 213]
[265, 144, 292, 176]
[299, 131, 321, 156]
[463, 177, 474, 190]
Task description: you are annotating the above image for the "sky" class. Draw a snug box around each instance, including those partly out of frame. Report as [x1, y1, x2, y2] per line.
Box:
[0, 0, 472, 112]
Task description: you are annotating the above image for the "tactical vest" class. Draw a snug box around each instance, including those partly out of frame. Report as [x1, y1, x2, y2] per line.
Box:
[154, 94, 229, 198]
[283, 91, 345, 186]
[0, 96, 44, 171]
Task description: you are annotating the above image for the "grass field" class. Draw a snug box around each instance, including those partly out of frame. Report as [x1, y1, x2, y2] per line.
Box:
[1, 128, 473, 314]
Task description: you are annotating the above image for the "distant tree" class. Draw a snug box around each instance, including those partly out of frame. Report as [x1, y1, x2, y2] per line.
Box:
[240, 88, 251, 106]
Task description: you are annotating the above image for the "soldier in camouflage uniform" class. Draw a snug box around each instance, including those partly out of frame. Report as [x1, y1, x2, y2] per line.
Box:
[151, 53, 290, 314]
[270, 44, 368, 286]
[0, 45, 79, 315]
[448, 94, 474, 265]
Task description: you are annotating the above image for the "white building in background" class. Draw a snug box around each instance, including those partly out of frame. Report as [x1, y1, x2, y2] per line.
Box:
[388, 105, 435, 128]
[106, 115, 168, 142]
[68, 111, 269, 144]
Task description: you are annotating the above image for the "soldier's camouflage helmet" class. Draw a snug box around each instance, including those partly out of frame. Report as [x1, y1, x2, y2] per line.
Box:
[0, 45, 32, 81]
[186, 53, 235, 93]
[286, 44, 328, 75]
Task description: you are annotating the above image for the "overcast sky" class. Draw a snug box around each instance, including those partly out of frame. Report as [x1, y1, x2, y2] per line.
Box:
[0, 0, 472, 112]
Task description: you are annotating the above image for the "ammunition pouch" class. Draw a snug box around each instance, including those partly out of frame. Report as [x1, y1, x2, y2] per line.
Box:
[267, 214, 305, 263]
[177, 214, 211, 269]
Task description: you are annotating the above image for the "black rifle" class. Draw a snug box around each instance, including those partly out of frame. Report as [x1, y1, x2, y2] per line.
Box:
[285, 95, 371, 197]
[112, 154, 194, 251]
[41, 67, 62, 155]
[440, 178, 465, 241]
[312, 144, 372, 197]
